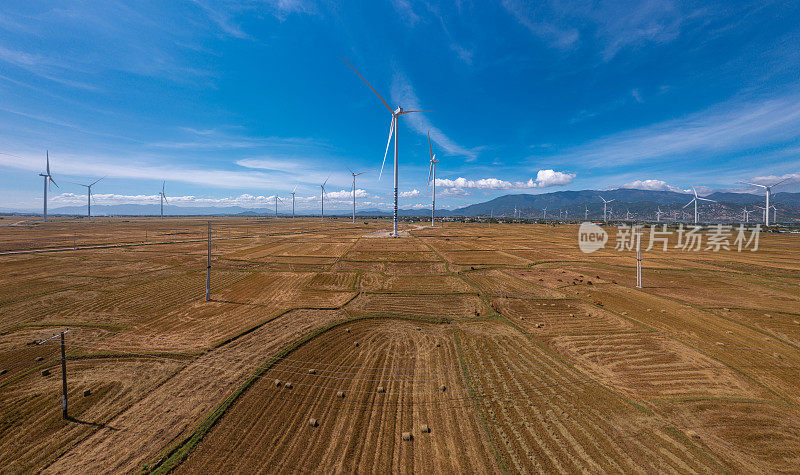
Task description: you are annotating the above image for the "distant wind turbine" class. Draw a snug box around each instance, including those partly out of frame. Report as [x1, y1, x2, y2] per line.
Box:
[343, 58, 429, 237]
[320, 176, 329, 222]
[742, 208, 753, 223]
[39, 151, 58, 222]
[427, 131, 439, 227]
[740, 178, 789, 226]
[584, 204, 589, 220]
[348, 168, 365, 224]
[274, 194, 281, 217]
[599, 196, 614, 223]
[290, 185, 298, 219]
[626, 209, 632, 221]
[656, 206, 664, 222]
[75, 177, 105, 219]
[159, 181, 168, 218]
[542, 207, 547, 220]
[683, 187, 715, 224]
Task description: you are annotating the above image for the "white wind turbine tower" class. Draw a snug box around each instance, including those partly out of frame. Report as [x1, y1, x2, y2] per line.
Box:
[626, 209, 632, 221]
[542, 207, 547, 219]
[274, 194, 282, 217]
[598, 196, 614, 223]
[344, 58, 429, 237]
[769, 205, 778, 224]
[290, 185, 297, 219]
[584, 204, 589, 220]
[427, 132, 439, 227]
[564, 209, 568, 220]
[683, 187, 715, 224]
[39, 151, 58, 222]
[740, 178, 789, 226]
[348, 168, 365, 224]
[656, 206, 664, 222]
[742, 208, 753, 223]
[319, 176, 329, 222]
[159, 181, 168, 218]
[75, 177, 105, 219]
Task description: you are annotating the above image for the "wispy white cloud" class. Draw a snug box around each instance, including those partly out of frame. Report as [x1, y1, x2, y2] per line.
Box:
[390, 0, 420, 27]
[398, 189, 420, 198]
[390, 69, 479, 160]
[436, 169, 575, 191]
[747, 172, 800, 187]
[553, 93, 800, 167]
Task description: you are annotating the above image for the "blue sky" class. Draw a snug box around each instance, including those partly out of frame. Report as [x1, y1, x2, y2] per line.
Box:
[1, 0, 799, 212]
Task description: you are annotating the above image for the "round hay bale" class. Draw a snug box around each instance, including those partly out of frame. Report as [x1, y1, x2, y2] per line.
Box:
[41, 369, 50, 377]
[35, 357, 44, 362]
[569, 313, 575, 318]
[336, 390, 345, 398]
[435, 343, 441, 348]
[440, 385, 447, 392]
[0, 369, 6, 375]
[402, 432, 413, 441]
[346, 328, 351, 333]
[686, 430, 700, 439]
[309, 418, 318, 427]
[285, 382, 293, 389]
[354, 342, 360, 347]
[83, 389, 91, 397]
[308, 369, 316, 374]
[377, 386, 386, 393]
[274, 379, 282, 387]
[660, 309, 666, 313]
[420, 424, 431, 434]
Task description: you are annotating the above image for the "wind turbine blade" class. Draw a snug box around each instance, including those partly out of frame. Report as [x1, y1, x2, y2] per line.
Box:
[46, 150, 51, 175]
[90, 176, 106, 187]
[683, 199, 695, 208]
[49, 177, 59, 188]
[355, 172, 366, 176]
[770, 178, 790, 187]
[428, 131, 433, 159]
[697, 197, 715, 202]
[396, 110, 431, 115]
[292, 184, 298, 193]
[342, 57, 393, 114]
[427, 161, 433, 185]
[347, 167, 353, 175]
[740, 181, 767, 189]
[322, 174, 330, 187]
[162, 181, 165, 194]
[379, 117, 394, 181]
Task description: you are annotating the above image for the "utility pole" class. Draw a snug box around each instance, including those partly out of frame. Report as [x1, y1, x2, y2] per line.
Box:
[60, 331, 68, 418]
[205, 221, 211, 301]
[636, 227, 642, 288]
[38, 330, 70, 419]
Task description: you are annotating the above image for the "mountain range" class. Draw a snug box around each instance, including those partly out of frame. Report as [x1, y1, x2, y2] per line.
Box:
[7, 189, 800, 221]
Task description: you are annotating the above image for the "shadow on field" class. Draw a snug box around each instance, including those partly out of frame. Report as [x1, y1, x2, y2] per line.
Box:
[66, 416, 118, 431]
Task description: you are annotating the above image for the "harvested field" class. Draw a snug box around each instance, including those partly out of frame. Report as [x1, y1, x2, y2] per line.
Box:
[177, 319, 497, 473]
[346, 292, 488, 320]
[1, 219, 798, 471]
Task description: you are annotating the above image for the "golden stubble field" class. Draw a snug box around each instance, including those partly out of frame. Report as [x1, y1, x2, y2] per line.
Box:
[1, 216, 799, 472]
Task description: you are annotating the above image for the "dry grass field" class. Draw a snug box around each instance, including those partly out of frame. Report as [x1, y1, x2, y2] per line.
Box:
[1, 215, 799, 472]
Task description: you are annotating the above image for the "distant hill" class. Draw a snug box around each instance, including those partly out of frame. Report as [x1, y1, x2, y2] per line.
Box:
[35, 189, 800, 222]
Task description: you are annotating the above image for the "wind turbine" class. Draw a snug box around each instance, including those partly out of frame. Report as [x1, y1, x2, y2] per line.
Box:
[290, 185, 297, 219]
[542, 207, 547, 220]
[274, 194, 281, 217]
[75, 177, 104, 219]
[427, 131, 439, 227]
[343, 58, 429, 237]
[348, 168, 365, 224]
[656, 207, 664, 222]
[742, 208, 753, 223]
[626, 209, 632, 221]
[769, 205, 778, 224]
[38, 151, 58, 222]
[159, 181, 168, 218]
[320, 176, 329, 222]
[683, 187, 715, 224]
[564, 210, 568, 220]
[740, 178, 789, 226]
[584, 204, 589, 220]
[599, 196, 614, 223]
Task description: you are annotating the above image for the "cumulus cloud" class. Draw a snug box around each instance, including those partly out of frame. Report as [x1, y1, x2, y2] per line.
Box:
[435, 169, 575, 191]
[323, 189, 371, 200]
[51, 192, 281, 207]
[398, 189, 420, 198]
[620, 179, 689, 193]
[748, 172, 800, 186]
